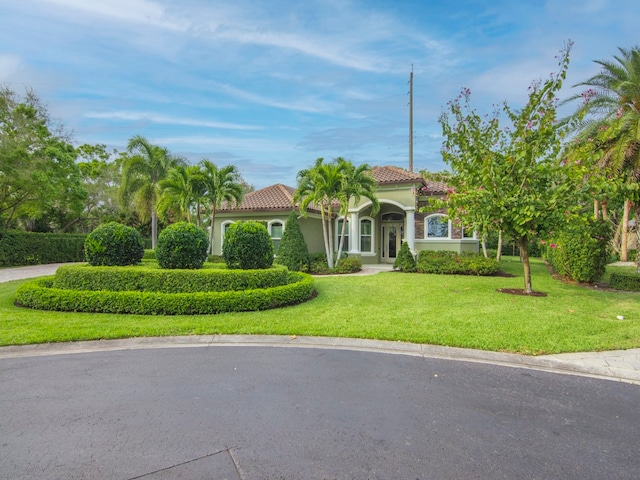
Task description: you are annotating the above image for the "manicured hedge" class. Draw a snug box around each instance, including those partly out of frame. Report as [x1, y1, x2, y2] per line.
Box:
[53, 264, 291, 293]
[0, 231, 86, 267]
[416, 250, 499, 276]
[16, 272, 315, 315]
[609, 273, 640, 292]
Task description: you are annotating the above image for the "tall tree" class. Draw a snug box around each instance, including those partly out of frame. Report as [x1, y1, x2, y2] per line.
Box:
[0, 86, 83, 230]
[200, 159, 244, 254]
[158, 165, 196, 223]
[120, 135, 184, 248]
[564, 46, 640, 261]
[294, 158, 345, 269]
[438, 43, 582, 294]
[335, 158, 379, 261]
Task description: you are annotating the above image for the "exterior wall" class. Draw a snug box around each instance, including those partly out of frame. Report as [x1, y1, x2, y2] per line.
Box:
[213, 211, 324, 256]
[414, 239, 479, 254]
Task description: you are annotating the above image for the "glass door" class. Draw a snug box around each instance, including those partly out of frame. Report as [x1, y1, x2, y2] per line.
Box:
[382, 222, 403, 263]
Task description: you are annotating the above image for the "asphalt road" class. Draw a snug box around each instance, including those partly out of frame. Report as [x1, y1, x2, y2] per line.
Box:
[1, 346, 639, 479]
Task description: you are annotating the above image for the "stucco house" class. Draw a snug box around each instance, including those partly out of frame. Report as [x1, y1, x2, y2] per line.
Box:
[214, 166, 478, 264]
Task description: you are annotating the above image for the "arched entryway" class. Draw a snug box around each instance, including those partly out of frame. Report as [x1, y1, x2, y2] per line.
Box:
[381, 212, 405, 264]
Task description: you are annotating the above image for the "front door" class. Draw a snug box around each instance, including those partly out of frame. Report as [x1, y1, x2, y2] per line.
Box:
[382, 222, 403, 263]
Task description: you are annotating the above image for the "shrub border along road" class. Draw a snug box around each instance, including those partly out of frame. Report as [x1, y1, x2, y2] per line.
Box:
[16, 272, 315, 315]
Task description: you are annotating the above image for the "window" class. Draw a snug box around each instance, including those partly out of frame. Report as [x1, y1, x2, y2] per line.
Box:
[336, 218, 349, 251]
[360, 218, 373, 253]
[221, 221, 235, 246]
[269, 221, 284, 252]
[426, 215, 450, 238]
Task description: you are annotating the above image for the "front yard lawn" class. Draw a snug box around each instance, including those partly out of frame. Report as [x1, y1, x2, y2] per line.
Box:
[0, 257, 638, 354]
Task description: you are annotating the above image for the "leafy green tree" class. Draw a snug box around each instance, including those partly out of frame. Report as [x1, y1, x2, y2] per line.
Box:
[335, 158, 380, 261]
[200, 159, 244, 254]
[0, 86, 84, 230]
[563, 46, 640, 261]
[437, 43, 582, 294]
[74, 144, 122, 232]
[120, 135, 184, 248]
[276, 210, 310, 272]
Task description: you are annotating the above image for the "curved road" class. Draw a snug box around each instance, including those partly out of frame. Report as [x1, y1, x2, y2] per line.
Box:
[1, 344, 639, 479]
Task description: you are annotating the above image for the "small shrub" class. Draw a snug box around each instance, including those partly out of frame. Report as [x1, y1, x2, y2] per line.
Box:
[276, 211, 310, 272]
[609, 272, 640, 292]
[156, 222, 209, 269]
[84, 222, 144, 266]
[223, 221, 274, 270]
[143, 249, 156, 260]
[336, 257, 362, 274]
[393, 242, 416, 272]
[416, 250, 499, 276]
[546, 218, 612, 283]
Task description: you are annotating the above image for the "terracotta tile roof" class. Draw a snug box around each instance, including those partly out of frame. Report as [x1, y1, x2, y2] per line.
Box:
[421, 180, 449, 194]
[220, 184, 297, 212]
[370, 165, 427, 185]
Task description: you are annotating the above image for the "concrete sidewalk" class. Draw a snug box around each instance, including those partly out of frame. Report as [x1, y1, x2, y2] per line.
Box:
[1, 263, 639, 385]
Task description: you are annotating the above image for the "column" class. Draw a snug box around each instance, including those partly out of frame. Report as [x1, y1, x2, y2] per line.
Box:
[405, 208, 415, 254]
[349, 211, 360, 254]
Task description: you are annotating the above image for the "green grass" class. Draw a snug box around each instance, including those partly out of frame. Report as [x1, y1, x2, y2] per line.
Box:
[1, 257, 639, 355]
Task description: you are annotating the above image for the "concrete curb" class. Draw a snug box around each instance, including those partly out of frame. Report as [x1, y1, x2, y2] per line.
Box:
[1, 335, 638, 385]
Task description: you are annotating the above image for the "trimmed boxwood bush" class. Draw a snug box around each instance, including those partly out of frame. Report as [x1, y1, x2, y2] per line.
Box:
[84, 222, 144, 266]
[276, 211, 310, 272]
[416, 250, 499, 276]
[609, 272, 640, 292]
[0, 230, 86, 267]
[16, 272, 315, 315]
[393, 242, 416, 272]
[545, 218, 611, 283]
[53, 264, 290, 293]
[223, 221, 274, 270]
[336, 257, 362, 274]
[156, 222, 209, 269]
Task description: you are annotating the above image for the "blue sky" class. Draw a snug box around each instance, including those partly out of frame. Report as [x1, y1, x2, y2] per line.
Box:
[1, 0, 638, 189]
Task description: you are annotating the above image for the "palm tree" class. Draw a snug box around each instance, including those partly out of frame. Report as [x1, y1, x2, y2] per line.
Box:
[120, 135, 184, 248]
[200, 159, 244, 254]
[157, 165, 195, 223]
[294, 158, 345, 269]
[335, 158, 380, 261]
[565, 46, 640, 261]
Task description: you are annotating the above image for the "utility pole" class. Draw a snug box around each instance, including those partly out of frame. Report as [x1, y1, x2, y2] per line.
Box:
[408, 65, 414, 172]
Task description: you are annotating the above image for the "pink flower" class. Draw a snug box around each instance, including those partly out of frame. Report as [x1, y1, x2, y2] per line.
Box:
[550, 243, 557, 249]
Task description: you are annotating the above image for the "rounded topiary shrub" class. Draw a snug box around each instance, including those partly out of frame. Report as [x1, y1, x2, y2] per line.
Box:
[223, 220, 274, 270]
[156, 222, 209, 269]
[84, 222, 144, 266]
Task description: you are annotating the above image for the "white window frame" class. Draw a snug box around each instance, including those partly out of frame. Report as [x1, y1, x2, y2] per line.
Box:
[335, 217, 349, 251]
[359, 216, 375, 254]
[268, 220, 284, 251]
[425, 214, 451, 239]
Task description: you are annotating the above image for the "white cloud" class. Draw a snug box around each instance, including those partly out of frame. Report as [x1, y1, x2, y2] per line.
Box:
[84, 111, 261, 130]
[38, 0, 189, 31]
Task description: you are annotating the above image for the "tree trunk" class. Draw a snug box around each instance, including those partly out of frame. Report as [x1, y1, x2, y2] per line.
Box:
[320, 206, 331, 269]
[336, 213, 348, 265]
[327, 204, 335, 269]
[621, 198, 630, 262]
[481, 233, 488, 258]
[601, 201, 608, 221]
[496, 230, 503, 262]
[208, 205, 216, 255]
[151, 210, 158, 249]
[593, 199, 600, 219]
[519, 236, 533, 294]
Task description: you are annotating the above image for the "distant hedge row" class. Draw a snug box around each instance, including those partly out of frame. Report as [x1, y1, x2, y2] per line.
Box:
[0, 231, 86, 267]
[609, 273, 640, 292]
[16, 271, 315, 315]
[53, 264, 291, 293]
